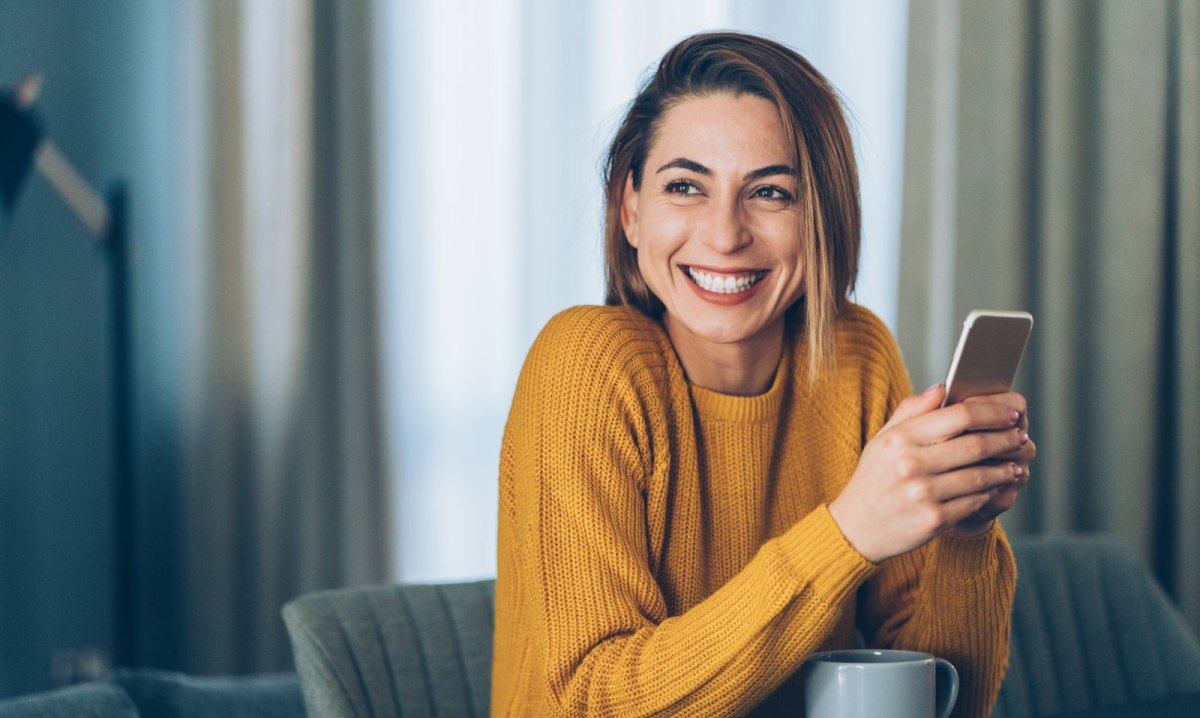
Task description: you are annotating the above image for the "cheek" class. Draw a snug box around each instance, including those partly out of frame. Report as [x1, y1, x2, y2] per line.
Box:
[636, 242, 674, 286]
[637, 207, 691, 257]
[771, 225, 808, 300]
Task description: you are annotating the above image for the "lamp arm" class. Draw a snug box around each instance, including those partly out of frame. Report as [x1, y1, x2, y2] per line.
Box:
[35, 139, 112, 239]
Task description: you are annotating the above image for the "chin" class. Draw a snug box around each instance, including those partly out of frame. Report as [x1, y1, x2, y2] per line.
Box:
[669, 306, 778, 347]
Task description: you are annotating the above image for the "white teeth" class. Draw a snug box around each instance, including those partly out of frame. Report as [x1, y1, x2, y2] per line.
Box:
[685, 267, 767, 294]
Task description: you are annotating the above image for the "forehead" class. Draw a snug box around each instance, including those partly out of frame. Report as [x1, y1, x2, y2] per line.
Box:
[648, 93, 793, 168]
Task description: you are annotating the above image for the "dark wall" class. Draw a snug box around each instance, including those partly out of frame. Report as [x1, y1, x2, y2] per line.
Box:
[0, 0, 185, 698]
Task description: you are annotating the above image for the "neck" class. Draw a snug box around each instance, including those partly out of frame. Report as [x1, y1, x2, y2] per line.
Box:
[664, 315, 785, 396]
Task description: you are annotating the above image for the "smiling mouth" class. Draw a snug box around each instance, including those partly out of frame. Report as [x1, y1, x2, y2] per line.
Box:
[683, 266, 769, 294]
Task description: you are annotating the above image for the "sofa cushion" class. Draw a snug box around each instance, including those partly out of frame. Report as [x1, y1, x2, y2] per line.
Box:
[0, 682, 138, 718]
[113, 669, 303, 718]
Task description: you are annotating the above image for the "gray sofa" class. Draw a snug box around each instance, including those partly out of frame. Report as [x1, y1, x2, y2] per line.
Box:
[0, 670, 304, 718]
[3, 534, 1198, 717]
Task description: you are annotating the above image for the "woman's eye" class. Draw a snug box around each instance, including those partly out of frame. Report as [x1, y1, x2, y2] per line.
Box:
[752, 185, 794, 202]
[663, 180, 700, 195]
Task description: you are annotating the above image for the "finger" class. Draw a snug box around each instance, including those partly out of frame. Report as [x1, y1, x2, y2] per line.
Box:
[963, 393, 1030, 433]
[971, 461, 1031, 491]
[939, 491, 999, 527]
[963, 391, 1028, 419]
[928, 461, 1022, 501]
[968, 483, 1021, 522]
[904, 401, 1022, 449]
[881, 383, 946, 432]
[931, 429, 1025, 472]
[991, 435, 1036, 464]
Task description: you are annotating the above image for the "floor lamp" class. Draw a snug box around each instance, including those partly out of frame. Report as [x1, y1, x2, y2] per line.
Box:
[1, 75, 135, 677]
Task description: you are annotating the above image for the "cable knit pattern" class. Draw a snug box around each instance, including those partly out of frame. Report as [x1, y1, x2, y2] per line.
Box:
[491, 304, 1015, 717]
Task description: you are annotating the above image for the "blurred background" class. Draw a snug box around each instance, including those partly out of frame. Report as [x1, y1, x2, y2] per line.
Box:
[0, 0, 1195, 701]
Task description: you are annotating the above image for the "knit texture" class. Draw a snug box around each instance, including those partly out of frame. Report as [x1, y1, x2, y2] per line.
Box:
[491, 304, 1015, 717]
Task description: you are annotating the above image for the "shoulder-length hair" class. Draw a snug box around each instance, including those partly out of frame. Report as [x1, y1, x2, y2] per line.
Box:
[602, 31, 860, 378]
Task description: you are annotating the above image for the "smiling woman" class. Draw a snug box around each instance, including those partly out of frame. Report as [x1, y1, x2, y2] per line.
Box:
[492, 31, 1032, 717]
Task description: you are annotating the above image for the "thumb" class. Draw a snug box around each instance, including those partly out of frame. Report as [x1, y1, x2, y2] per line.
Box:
[882, 383, 945, 431]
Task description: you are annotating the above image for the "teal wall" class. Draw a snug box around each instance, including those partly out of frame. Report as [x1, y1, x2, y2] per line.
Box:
[0, 0, 185, 697]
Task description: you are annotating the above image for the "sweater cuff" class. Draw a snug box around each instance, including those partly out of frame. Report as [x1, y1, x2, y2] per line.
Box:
[773, 504, 877, 606]
[932, 521, 1005, 578]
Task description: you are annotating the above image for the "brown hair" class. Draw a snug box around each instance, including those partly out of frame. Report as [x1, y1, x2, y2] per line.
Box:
[602, 31, 860, 378]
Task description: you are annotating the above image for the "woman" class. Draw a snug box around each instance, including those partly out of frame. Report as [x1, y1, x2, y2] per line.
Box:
[492, 31, 1033, 717]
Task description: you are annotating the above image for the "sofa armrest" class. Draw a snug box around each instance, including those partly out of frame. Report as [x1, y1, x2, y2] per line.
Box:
[112, 669, 303, 718]
[0, 682, 137, 718]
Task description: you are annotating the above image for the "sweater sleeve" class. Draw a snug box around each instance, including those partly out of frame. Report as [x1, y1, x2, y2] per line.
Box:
[853, 313, 1017, 718]
[506, 309, 877, 717]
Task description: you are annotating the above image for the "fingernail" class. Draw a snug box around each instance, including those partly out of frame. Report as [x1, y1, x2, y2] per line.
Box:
[1020, 431, 1029, 445]
[924, 383, 942, 397]
[1009, 410, 1020, 424]
[1013, 463, 1023, 479]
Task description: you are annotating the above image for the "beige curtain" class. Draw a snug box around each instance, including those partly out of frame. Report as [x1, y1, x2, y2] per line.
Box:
[900, 0, 1200, 631]
[178, 0, 389, 673]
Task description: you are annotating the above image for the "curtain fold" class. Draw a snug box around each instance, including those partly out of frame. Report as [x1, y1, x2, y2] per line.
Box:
[179, 0, 388, 674]
[901, 0, 1200, 631]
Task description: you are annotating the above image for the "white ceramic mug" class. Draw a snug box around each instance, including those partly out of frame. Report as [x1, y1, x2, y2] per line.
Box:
[803, 649, 959, 718]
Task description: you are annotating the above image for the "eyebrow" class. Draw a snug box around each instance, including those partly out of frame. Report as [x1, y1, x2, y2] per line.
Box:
[655, 157, 796, 182]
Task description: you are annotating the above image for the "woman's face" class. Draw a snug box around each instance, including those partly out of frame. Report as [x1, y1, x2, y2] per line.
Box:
[621, 92, 806, 354]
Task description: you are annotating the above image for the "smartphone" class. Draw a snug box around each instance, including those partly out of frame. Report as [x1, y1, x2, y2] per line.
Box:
[942, 309, 1034, 406]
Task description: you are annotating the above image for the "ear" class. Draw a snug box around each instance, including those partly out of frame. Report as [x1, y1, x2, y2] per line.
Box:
[620, 172, 639, 248]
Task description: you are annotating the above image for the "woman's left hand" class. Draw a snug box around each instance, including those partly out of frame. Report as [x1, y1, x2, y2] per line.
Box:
[952, 392, 1036, 535]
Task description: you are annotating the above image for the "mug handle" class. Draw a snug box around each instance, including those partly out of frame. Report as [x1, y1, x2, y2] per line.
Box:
[935, 658, 959, 718]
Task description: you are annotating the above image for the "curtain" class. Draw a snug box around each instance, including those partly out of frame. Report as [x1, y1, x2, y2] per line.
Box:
[900, 0, 1200, 631]
[178, 0, 388, 673]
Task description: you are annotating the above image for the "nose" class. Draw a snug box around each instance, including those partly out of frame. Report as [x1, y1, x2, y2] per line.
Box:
[700, 196, 752, 254]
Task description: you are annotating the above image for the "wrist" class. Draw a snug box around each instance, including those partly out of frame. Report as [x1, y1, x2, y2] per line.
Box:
[827, 498, 881, 564]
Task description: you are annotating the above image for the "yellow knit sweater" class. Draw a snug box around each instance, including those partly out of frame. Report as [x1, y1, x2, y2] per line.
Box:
[492, 304, 1015, 717]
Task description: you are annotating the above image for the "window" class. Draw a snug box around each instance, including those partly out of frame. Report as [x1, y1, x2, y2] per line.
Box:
[376, 0, 909, 581]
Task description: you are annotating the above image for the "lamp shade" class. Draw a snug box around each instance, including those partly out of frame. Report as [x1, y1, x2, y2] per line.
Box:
[0, 89, 44, 216]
